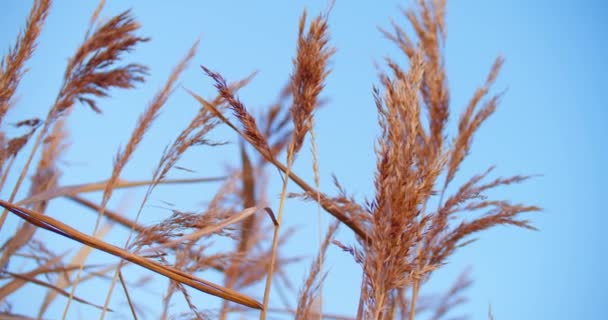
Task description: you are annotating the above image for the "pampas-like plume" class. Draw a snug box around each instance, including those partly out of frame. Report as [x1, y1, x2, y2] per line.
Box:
[351, 1, 540, 319]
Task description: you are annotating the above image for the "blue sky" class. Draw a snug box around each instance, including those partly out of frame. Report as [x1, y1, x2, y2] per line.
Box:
[1, 0, 606, 319]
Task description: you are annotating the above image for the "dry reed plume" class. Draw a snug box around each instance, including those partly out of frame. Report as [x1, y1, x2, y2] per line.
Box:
[0, 0, 538, 319]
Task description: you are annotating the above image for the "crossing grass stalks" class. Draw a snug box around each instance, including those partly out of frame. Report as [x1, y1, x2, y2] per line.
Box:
[0, 0, 538, 319]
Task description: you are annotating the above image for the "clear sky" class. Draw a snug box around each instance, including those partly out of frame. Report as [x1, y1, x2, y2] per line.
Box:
[1, 0, 606, 319]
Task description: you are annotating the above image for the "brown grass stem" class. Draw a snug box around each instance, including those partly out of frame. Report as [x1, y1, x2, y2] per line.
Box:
[0, 200, 263, 310]
[191, 92, 369, 242]
[260, 143, 295, 320]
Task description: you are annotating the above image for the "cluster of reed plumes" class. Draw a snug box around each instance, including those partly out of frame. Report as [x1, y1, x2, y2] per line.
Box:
[0, 0, 539, 319]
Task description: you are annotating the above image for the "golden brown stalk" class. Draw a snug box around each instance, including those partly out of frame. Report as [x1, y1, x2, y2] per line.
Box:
[219, 143, 258, 320]
[118, 271, 138, 320]
[66, 195, 146, 233]
[38, 224, 113, 318]
[20, 176, 225, 206]
[0, 253, 64, 300]
[5, 271, 113, 312]
[195, 94, 369, 241]
[261, 141, 294, 320]
[0, 200, 263, 310]
[309, 121, 324, 318]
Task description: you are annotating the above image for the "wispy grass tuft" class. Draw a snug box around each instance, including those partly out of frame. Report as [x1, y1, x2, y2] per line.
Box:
[0, 1, 539, 319]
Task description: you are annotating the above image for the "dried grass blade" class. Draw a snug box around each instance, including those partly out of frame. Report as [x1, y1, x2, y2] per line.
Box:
[220, 144, 258, 319]
[0, 263, 106, 301]
[38, 223, 112, 317]
[19, 176, 225, 206]
[0, 200, 262, 310]
[0, 253, 64, 299]
[118, 270, 138, 320]
[0, 312, 37, 320]
[238, 143, 257, 251]
[66, 195, 145, 233]
[5, 271, 114, 312]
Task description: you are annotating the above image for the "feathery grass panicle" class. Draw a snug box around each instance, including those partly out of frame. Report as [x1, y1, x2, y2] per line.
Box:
[202, 66, 271, 156]
[153, 101, 218, 186]
[428, 269, 472, 320]
[351, 1, 539, 318]
[68, 34, 197, 320]
[263, 9, 335, 318]
[381, 0, 449, 166]
[0, 0, 541, 318]
[0, 0, 51, 125]
[0, 116, 68, 269]
[0, 7, 148, 233]
[195, 72, 369, 240]
[289, 12, 335, 312]
[295, 221, 339, 320]
[96, 39, 203, 319]
[53, 10, 148, 119]
[0, 119, 41, 177]
[290, 10, 335, 154]
[444, 57, 504, 190]
[102, 38, 198, 206]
